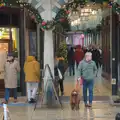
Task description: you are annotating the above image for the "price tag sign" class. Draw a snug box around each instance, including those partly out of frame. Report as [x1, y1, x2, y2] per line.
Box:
[111, 78, 116, 85]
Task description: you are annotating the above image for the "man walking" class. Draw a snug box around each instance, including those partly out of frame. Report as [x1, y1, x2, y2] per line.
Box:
[77, 52, 97, 107]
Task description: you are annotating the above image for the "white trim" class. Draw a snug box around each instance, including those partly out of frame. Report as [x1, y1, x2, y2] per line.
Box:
[35, 2, 43, 9]
[28, 0, 32, 3]
[54, 2, 61, 8]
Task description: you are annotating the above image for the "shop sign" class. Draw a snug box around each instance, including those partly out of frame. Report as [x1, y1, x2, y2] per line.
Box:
[111, 78, 116, 85]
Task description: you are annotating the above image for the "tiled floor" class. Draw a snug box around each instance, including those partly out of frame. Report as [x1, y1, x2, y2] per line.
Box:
[0, 102, 119, 120]
[0, 68, 114, 120]
[64, 68, 111, 96]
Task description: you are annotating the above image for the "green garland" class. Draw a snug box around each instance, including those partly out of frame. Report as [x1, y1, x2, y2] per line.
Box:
[108, 1, 120, 14]
[0, 0, 88, 30]
[0, 0, 70, 30]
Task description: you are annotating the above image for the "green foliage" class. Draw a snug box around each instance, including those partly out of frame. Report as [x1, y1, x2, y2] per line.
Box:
[56, 41, 67, 63]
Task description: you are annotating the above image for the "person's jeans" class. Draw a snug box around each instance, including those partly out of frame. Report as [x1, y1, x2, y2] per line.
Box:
[69, 64, 74, 76]
[83, 80, 94, 104]
[5, 88, 17, 101]
[59, 80, 64, 93]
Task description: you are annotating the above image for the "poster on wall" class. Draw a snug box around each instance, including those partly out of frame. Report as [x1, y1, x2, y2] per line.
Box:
[73, 34, 84, 46]
[29, 32, 37, 56]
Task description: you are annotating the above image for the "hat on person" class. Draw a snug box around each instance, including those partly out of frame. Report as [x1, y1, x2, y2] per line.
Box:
[7, 52, 13, 57]
[85, 52, 92, 56]
[7, 53, 14, 60]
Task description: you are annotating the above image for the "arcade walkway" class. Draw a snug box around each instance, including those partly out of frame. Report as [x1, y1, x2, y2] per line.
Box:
[0, 68, 114, 120]
[64, 68, 111, 97]
[0, 102, 118, 120]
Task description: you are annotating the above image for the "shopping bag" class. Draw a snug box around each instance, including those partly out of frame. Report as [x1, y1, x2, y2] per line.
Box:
[76, 80, 80, 91]
[77, 77, 83, 86]
[57, 68, 63, 79]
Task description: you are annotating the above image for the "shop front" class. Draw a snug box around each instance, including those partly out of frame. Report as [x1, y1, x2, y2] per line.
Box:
[0, 27, 20, 97]
[0, 6, 38, 97]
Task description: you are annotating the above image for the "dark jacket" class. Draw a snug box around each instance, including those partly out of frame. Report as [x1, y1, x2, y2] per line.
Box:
[58, 60, 65, 76]
[54, 66, 59, 77]
[67, 48, 75, 65]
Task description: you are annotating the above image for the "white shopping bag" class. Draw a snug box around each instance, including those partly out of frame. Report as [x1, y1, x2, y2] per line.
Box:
[57, 69, 63, 79]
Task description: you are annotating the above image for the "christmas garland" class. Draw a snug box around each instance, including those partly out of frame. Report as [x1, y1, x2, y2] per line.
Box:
[0, 0, 70, 30]
[0, 0, 87, 30]
[108, 0, 120, 14]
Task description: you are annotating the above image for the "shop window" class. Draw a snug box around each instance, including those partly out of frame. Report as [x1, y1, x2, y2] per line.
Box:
[0, 28, 10, 39]
[11, 14, 19, 27]
[0, 13, 10, 26]
[29, 32, 37, 56]
[0, 27, 20, 87]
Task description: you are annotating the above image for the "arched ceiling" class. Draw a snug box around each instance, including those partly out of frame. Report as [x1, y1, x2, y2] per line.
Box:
[22, 0, 68, 14]
[20, 0, 103, 30]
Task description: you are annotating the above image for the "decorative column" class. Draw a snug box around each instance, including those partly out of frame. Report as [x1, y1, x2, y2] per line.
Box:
[43, 0, 54, 75]
[41, 0, 55, 105]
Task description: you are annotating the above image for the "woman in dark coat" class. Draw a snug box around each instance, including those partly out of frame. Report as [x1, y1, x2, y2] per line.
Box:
[58, 60, 65, 96]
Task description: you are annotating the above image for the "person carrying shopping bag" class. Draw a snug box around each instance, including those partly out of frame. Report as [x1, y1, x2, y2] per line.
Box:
[24, 56, 40, 103]
[77, 52, 97, 107]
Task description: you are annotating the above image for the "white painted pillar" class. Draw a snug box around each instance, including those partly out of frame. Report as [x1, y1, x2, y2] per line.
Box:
[43, 0, 54, 76]
[42, 0, 55, 105]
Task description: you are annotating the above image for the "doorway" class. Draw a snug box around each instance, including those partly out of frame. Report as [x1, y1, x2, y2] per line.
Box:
[0, 40, 9, 97]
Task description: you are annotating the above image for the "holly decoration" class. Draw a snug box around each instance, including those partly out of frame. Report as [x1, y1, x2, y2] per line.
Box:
[0, 0, 89, 30]
[108, 0, 120, 14]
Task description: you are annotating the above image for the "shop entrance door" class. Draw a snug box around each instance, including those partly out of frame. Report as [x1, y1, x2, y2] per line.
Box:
[0, 40, 9, 98]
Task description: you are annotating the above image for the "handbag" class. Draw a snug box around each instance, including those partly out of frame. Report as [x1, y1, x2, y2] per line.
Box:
[57, 68, 63, 80]
[76, 77, 83, 92]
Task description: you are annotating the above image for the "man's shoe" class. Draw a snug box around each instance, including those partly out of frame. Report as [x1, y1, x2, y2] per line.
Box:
[87, 104, 92, 107]
[61, 92, 64, 96]
[30, 98, 36, 103]
[2, 100, 8, 104]
[85, 104, 88, 107]
[14, 99, 18, 103]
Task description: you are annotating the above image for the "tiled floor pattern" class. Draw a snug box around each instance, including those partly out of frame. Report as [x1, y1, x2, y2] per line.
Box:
[64, 68, 111, 96]
[0, 102, 119, 120]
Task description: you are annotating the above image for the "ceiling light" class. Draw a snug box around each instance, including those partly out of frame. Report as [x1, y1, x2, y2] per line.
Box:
[92, 10, 96, 15]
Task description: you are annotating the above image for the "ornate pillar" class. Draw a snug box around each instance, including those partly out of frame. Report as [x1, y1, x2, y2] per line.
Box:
[43, 0, 54, 75]
[41, 0, 55, 105]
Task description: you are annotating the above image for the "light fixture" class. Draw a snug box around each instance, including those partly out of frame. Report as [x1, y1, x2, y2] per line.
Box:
[6, 29, 9, 31]
[0, 31, 2, 36]
[81, 13, 84, 16]
[91, 10, 97, 15]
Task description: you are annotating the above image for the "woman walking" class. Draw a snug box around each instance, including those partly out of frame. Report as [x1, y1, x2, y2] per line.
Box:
[2, 54, 20, 104]
[24, 56, 40, 103]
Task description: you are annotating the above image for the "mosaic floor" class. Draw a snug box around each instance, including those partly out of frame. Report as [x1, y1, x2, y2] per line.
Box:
[0, 102, 119, 120]
[63, 68, 111, 96]
[0, 68, 114, 120]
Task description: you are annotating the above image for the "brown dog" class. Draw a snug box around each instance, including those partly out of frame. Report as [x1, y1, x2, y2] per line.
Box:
[70, 89, 80, 110]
